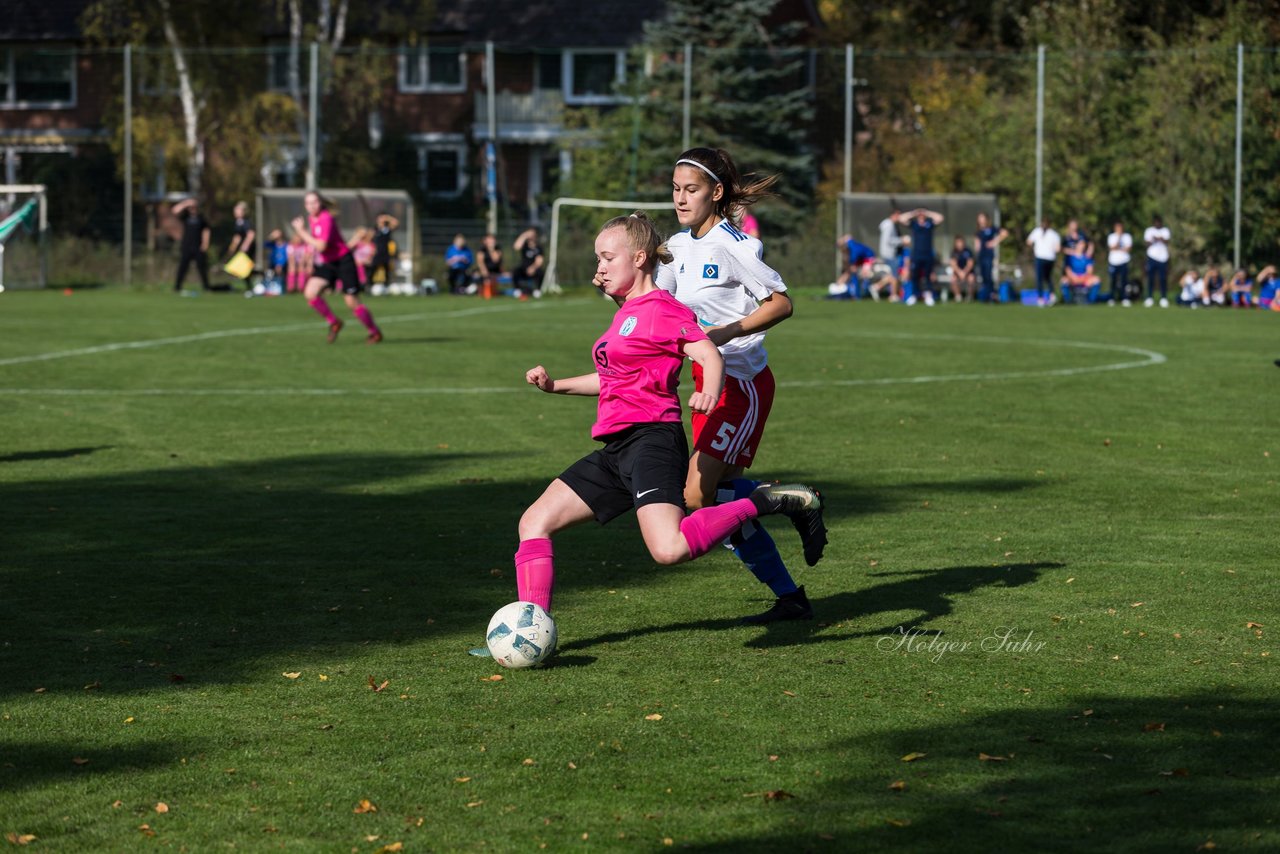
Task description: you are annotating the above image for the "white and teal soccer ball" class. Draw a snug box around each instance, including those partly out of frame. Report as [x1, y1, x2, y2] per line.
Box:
[486, 601, 557, 669]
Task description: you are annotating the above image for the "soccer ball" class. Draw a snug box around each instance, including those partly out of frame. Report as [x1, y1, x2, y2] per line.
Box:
[486, 601, 557, 669]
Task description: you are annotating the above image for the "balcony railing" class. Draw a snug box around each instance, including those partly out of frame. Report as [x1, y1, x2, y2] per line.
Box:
[472, 90, 564, 142]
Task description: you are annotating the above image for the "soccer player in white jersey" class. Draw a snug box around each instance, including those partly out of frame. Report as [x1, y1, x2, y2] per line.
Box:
[656, 147, 828, 624]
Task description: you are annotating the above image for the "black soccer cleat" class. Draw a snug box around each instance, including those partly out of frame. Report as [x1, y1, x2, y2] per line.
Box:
[740, 586, 813, 625]
[791, 488, 828, 567]
[749, 482, 821, 518]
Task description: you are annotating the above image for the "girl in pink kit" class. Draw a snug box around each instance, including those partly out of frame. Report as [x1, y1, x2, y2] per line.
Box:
[511, 213, 822, 623]
[290, 191, 383, 344]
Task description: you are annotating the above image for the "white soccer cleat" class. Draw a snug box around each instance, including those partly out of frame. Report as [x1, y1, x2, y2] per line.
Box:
[1144, 297, 1155, 307]
[1159, 297, 1169, 308]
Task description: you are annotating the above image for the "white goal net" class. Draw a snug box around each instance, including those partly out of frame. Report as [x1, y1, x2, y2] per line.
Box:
[0, 184, 49, 291]
[546, 197, 675, 293]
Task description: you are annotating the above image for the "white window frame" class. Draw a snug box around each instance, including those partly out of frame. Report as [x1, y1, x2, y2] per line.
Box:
[562, 49, 625, 105]
[397, 45, 467, 94]
[0, 46, 77, 110]
[412, 135, 467, 197]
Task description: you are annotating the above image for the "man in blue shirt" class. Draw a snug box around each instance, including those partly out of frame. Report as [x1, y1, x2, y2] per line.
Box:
[905, 208, 944, 306]
[833, 234, 878, 297]
[974, 212, 1008, 302]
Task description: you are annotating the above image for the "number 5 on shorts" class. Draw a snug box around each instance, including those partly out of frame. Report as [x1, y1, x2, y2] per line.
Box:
[710, 422, 736, 451]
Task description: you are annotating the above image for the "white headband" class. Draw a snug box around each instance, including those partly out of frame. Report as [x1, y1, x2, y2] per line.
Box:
[676, 158, 721, 185]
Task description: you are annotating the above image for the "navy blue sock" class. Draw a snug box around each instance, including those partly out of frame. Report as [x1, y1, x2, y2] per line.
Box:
[718, 479, 798, 597]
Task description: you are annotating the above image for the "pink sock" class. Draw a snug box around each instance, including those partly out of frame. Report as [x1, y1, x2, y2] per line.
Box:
[307, 297, 338, 324]
[515, 538, 555, 612]
[288, 272, 299, 292]
[352, 304, 379, 333]
[679, 498, 759, 559]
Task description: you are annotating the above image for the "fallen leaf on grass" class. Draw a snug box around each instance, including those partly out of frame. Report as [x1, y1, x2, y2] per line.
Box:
[5, 834, 37, 845]
[282, 672, 301, 680]
[318, 674, 328, 682]
[154, 802, 169, 814]
[353, 799, 378, 814]
[888, 780, 906, 791]
[365, 836, 380, 842]
[112, 800, 123, 808]
[482, 675, 503, 682]
[466, 801, 484, 808]
[32, 688, 46, 694]
[71, 757, 90, 766]
[764, 790, 794, 801]
[782, 691, 797, 697]
[137, 824, 155, 837]
[1143, 722, 1166, 732]
[644, 714, 663, 721]
[368, 676, 389, 693]
[84, 681, 101, 690]
[1196, 842, 1216, 851]
[978, 753, 1008, 762]
[885, 818, 911, 827]
[375, 844, 404, 854]
[522, 758, 535, 766]
[900, 752, 926, 762]
[1158, 768, 1191, 777]
[1246, 622, 1263, 629]
[454, 777, 471, 783]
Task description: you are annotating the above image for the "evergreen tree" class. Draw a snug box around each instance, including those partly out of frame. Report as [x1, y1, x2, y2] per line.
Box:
[565, 0, 816, 233]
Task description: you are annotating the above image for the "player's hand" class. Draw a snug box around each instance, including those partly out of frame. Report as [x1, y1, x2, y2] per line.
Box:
[291, 217, 305, 233]
[526, 365, 553, 392]
[687, 390, 717, 414]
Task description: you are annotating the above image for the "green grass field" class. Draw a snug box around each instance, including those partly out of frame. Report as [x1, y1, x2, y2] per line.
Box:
[1, 288, 1277, 851]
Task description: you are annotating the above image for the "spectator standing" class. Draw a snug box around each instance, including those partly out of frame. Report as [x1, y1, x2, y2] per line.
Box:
[1106, 221, 1133, 305]
[905, 207, 944, 306]
[445, 233, 475, 294]
[513, 228, 546, 299]
[370, 213, 399, 287]
[171, 198, 211, 293]
[1143, 215, 1172, 307]
[974, 212, 1008, 302]
[1026, 218, 1061, 306]
[878, 210, 902, 263]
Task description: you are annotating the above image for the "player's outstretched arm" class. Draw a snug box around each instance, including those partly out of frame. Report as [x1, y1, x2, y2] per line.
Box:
[683, 339, 724, 414]
[705, 291, 793, 347]
[527, 366, 600, 396]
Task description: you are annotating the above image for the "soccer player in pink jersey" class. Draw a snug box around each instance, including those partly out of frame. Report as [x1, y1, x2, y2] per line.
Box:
[656, 147, 828, 624]
[512, 212, 822, 621]
[290, 191, 383, 344]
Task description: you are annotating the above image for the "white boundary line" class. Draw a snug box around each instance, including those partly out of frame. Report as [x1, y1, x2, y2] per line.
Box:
[0, 322, 1164, 396]
[0, 302, 542, 368]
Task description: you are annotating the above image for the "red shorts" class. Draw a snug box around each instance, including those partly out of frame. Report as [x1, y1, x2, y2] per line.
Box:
[690, 363, 775, 468]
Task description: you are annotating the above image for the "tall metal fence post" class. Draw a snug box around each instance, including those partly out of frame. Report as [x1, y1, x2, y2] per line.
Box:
[486, 40, 497, 235]
[307, 41, 319, 190]
[1035, 44, 1045, 227]
[123, 43, 132, 286]
[1234, 42, 1243, 271]
[843, 44, 853, 195]
[682, 43, 692, 151]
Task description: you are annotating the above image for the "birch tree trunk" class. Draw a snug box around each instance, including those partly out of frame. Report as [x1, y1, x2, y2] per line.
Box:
[158, 0, 203, 195]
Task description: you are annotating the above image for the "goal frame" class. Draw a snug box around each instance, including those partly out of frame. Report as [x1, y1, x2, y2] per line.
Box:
[545, 197, 672, 293]
[0, 184, 49, 291]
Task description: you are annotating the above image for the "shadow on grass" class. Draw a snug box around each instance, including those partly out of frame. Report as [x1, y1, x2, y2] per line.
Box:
[562, 562, 1063, 653]
[677, 691, 1277, 853]
[0, 740, 187, 790]
[0, 446, 114, 463]
[0, 451, 549, 698]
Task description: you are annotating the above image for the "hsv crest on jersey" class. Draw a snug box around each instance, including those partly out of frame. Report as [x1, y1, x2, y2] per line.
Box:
[703, 264, 719, 279]
[619, 316, 638, 336]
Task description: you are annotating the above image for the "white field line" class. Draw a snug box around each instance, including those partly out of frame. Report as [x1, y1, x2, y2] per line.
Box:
[0, 322, 1164, 396]
[0, 302, 541, 368]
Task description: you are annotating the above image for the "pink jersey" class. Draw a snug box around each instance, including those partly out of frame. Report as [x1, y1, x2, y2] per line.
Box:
[591, 289, 707, 440]
[310, 209, 350, 264]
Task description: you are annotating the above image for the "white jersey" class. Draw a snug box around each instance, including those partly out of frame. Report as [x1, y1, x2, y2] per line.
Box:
[656, 219, 787, 380]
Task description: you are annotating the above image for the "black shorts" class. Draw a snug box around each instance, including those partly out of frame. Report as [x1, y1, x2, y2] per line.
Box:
[314, 253, 362, 295]
[558, 422, 689, 525]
